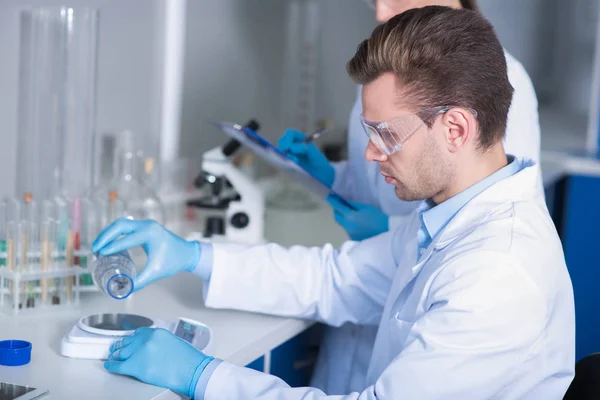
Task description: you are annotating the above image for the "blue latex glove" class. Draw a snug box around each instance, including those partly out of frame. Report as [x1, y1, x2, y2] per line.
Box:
[91, 218, 200, 291]
[277, 129, 335, 188]
[327, 195, 389, 241]
[105, 327, 213, 397]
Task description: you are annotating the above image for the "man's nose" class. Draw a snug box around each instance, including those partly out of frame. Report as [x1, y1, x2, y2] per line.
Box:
[365, 140, 388, 162]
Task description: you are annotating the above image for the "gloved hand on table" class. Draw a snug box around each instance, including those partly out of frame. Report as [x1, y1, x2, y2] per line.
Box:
[91, 218, 201, 291]
[277, 129, 335, 188]
[105, 327, 214, 397]
[327, 195, 389, 241]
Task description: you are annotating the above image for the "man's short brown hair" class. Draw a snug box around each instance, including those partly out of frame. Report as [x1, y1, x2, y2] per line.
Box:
[347, 6, 513, 150]
[460, 0, 478, 11]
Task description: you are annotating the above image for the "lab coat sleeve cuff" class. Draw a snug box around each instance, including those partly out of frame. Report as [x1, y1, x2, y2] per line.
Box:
[200, 242, 255, 306]
[193, 358, 222, 400]
[191, 242, 214, 281]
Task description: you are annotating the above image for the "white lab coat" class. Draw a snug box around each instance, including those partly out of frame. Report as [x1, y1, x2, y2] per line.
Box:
[200, 162, 574, 399]
[317, 50, 542, 394]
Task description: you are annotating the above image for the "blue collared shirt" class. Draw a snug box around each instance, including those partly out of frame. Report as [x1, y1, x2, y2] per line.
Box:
[416, 156, 521, 258]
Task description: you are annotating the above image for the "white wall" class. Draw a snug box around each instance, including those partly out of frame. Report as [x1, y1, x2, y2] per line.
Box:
[477, 0, 554, 96]
[178, 0, 375, 159]
[0, 0, 164, 198]
[315, 0, 376, 144]
[549, 0, 598, 117]
[178, 0, 288, 159]
[479, 0, 598, 116]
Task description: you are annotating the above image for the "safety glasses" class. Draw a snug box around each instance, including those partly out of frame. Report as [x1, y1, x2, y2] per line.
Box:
[360, 106, 477, 156]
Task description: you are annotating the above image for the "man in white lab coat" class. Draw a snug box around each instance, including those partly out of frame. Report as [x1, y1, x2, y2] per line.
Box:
[96, 7, 574, 399]
[279, 0, 541, 391]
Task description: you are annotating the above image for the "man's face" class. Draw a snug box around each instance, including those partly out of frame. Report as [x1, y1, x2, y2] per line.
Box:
[362, 73, 454, 202]
[370, 0, 462, 23]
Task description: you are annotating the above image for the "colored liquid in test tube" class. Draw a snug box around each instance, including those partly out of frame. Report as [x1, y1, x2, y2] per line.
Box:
[72, 198, 81, 267]
[78, 197, 97, 286]
[54, 198, 72, 302]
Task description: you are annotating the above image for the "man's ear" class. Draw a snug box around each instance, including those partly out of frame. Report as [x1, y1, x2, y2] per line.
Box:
[441, 108, 476, 153]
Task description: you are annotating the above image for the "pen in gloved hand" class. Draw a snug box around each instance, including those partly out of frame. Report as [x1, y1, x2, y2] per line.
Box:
[283, 128, 329, 155]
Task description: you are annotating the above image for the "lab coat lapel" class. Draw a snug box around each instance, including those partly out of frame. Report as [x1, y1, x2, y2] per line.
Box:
[385, 237, 437, 314]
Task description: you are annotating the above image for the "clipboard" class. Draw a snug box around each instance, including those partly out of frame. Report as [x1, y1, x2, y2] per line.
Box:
[211, 121, 356, 210]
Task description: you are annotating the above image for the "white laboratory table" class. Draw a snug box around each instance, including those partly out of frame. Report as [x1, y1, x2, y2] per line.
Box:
[0, 198, 348, 400]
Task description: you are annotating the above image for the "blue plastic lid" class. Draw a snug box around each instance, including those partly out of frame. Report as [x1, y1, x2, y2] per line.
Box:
[0, 340, 32, 366]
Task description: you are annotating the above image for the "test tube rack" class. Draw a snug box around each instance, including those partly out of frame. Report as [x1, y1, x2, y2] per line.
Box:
[0, 226, 97, 316]
[0, 193, 123, 316]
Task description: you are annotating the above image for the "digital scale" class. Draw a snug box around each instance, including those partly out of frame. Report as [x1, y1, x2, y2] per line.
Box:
[60, 313, 212, 360]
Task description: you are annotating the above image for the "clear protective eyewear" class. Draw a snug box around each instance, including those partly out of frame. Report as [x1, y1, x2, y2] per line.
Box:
[360, 106, 477, 156]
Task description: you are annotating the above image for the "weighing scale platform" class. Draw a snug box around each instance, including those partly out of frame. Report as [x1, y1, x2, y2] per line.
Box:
[60, 313, 212, 360]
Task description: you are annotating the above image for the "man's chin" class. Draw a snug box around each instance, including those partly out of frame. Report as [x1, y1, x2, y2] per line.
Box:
[394, 185, 419, 202]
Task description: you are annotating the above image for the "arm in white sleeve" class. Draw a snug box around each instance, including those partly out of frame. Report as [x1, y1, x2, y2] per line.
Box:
[198, 253, 560, 400]
[191, 242, 214, 280]
[201, 224, 409, 327]
[331, 160, 352, 198]
[504, 51, 540, 164]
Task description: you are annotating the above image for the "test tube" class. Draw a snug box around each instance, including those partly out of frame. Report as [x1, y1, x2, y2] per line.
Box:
[6, 222, 17, 308]
[25, 219, 39, 309]
[54, 198, 70, 302]
[41, 221, 52, 304]
[54, 198, 68, 265]
[78, 197, 97, 286]
[0, 200, 6, 267]
[66, 227, 74, 302]
[18, 221, 29, 308]
[19, 221, 27, 272]
[71, 197, 81, 267]
[20, 194, 35, 272]
[48, 220, 60, 306]
[65, 199, 79, 301]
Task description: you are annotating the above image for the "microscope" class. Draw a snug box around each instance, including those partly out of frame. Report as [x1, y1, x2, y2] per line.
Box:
[187, 120, 265, 244]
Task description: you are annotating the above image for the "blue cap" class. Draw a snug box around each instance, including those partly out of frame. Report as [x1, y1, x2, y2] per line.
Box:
[0, 340, 32, 366]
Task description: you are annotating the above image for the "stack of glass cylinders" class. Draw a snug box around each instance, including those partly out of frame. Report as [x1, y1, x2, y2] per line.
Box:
[2, 7, 101, 314]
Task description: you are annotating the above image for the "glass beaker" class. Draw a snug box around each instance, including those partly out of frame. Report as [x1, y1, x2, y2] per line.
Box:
[96, 131, 166, 224]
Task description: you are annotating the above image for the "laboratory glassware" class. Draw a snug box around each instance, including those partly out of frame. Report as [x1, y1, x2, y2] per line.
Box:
[90, 251, 136, 299]
[269, 0, 323, 210]
[16, 7, 99, 204]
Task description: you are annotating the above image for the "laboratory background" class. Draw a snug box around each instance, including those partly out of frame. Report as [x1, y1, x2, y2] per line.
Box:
[0, 0, 598, 399]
